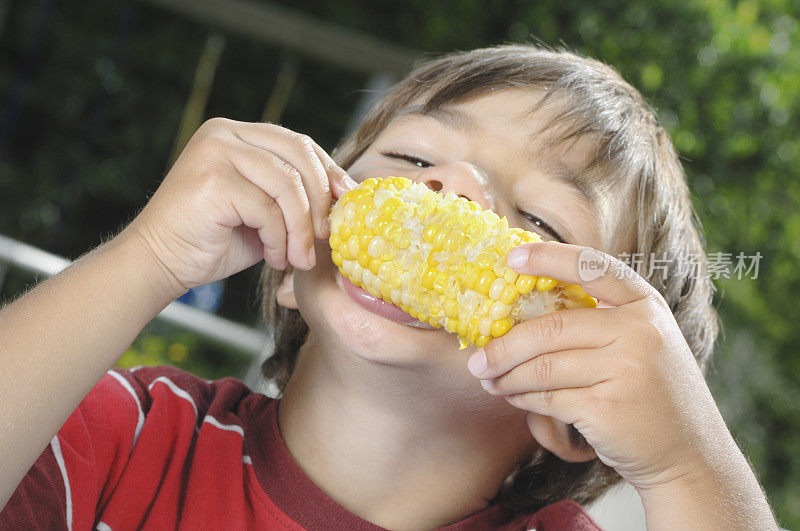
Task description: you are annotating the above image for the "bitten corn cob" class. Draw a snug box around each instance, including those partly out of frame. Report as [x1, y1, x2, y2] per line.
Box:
[328, 176, 597, 348]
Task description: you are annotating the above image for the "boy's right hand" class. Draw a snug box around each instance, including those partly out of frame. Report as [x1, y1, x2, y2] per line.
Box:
[126, 118, 356, 297]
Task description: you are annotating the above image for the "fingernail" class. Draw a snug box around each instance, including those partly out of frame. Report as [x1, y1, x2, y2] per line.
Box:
[308, 246, 316, 267]
[480, 379, 493, 391]
[343, 172, 358, 190]
[507, 247, 530, 269]
[467, 349, 487, 377]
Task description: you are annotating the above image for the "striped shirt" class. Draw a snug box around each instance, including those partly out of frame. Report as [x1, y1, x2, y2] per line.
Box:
[1, 366, 601, 530]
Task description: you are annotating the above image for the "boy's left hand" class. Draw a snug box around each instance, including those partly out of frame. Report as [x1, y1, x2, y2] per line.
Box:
[467, 242, 730, 494]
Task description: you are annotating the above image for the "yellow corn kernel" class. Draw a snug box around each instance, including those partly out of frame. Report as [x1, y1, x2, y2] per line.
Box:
[516, 274, 537, 294]
[422, 268, 436, 290]
[536, 277, 558, 292]
[503, 268, 519, 284]
[475, 335, 491, 348]
[489, 300, 512, 320]
[500, 284, 519, 305]
[491, 317, 514, 337]
[475, 270, 496, 296]
[564, 284, 588, 300]
[369, 258, 381, 276]
[488, 277, 507, 300]
[357, 251, 371, 269]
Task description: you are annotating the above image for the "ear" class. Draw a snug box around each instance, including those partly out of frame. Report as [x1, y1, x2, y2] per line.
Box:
[525, 412, 596, 463]
[276, 271, 298, 310]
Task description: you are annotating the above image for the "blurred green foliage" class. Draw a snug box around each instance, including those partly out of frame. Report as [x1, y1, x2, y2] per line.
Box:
[1, 0, 799, 526]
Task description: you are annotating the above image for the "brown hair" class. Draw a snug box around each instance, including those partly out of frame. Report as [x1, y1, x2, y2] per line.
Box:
[258, 44, 719, 513]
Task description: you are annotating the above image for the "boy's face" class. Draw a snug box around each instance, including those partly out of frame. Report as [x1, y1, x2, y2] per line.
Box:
[291, 88, 632, 378]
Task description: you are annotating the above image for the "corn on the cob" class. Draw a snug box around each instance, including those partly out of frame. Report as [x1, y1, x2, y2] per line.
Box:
[328, 176, 597, 349]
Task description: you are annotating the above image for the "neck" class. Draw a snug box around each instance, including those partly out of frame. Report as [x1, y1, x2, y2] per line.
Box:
[277, 334, 538, 530]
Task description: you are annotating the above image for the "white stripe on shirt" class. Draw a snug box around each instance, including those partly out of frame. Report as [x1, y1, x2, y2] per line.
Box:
[203, 415, 245, 437]
[147, 376, 198, 417]
[108, 370, 145, 447]
[51, 435, 72, 531]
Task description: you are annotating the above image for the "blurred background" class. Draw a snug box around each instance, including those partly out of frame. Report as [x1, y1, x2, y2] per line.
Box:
[1, 0, 799, 527]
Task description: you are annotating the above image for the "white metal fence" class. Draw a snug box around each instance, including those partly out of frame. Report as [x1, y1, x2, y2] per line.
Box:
[0, 233, 271, 358]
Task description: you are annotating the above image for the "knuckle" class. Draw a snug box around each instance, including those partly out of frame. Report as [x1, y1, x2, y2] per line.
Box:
[278, 161, 303, 186]
[199, 133, 229, 156]
[528, 356, 552, 386]
[537, 390, 554, 407]
[533, 312, 564, 343]
[199, 116, 230, 134]
[295, 133, 315, 150]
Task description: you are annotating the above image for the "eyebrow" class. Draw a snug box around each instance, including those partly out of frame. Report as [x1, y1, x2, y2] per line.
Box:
[396, 104, 597, 208]
[543, 159, 598, 207]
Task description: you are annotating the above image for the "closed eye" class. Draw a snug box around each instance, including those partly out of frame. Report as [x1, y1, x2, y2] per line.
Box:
[518, 210, 566, 243]
[381, 151, 434, 168]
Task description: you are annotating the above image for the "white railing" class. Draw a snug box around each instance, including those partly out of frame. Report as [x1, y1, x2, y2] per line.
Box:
[0, 234, 270, 358]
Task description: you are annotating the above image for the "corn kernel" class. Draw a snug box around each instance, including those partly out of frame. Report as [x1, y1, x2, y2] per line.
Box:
[368, 236, 386, 258]
[488, 277, 507, 300]
[516, 275, 537, 294]
[475, 270, 496, 296]
[491, 317, 514, 337]
[489, 300, 512, 320]
[475, 335, 490, 348]
[536, 277, 558, 292]
[422, 268, 436, 290]
[479, 317, 493, 337]
[500, 284, 519, 305]
[369, 258, 381, 276]
[357, 251, 371, 269]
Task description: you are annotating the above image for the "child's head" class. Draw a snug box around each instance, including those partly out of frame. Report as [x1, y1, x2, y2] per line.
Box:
[259, 45, 718, 511]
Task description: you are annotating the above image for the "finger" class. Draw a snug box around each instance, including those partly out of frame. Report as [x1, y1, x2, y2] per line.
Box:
[221, 138, 315, 270]
[504, 387, 583, 426]
[480, 347, 611, 396]
[469, 308, 617, 379]
[309, 143, 358, 200]
[232, 123, 356, 234]
[217, 165, 288, 270]
[234, 127, 329, 240]
[506, 242, 656, 307]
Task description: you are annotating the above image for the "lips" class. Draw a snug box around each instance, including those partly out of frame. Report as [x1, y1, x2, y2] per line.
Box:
[336, 271, 436, 329]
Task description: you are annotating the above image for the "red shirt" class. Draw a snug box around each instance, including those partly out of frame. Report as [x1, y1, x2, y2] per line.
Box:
[1, 366, 602, 530]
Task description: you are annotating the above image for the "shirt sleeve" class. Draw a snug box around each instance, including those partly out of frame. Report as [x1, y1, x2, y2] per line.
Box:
[1, 368, 149, 529]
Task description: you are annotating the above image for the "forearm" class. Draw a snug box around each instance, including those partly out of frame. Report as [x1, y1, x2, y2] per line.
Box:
[639, 433, 777, 530]
[0, 228, 179, 507]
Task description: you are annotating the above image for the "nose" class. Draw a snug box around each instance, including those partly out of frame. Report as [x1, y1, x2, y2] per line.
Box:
[416, 161, 495, 210]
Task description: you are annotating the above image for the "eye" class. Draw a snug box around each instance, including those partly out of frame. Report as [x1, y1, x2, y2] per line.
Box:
[381, 151, 434, 168]
[518, 210, 566, 243]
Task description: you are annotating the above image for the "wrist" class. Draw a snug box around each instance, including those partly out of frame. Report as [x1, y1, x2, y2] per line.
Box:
[109, 224, 188, 305]
[636, 440, 777, 530]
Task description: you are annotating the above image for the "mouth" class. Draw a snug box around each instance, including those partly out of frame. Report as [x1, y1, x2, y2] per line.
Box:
[335, 271, 437, 330]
